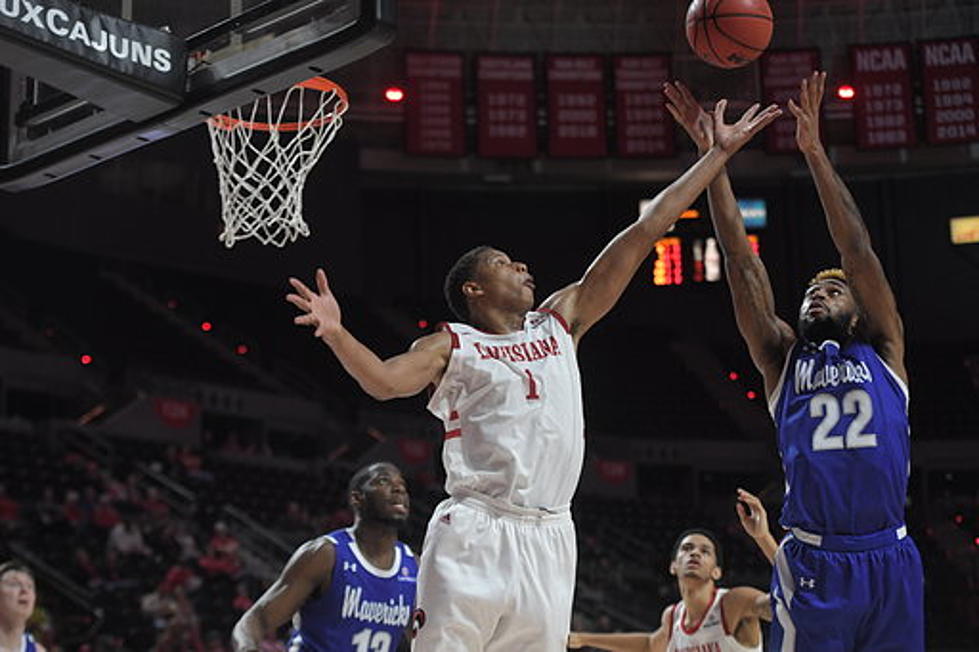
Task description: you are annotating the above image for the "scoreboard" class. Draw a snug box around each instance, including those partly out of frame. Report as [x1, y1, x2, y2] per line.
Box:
[644, 199, 766, 287]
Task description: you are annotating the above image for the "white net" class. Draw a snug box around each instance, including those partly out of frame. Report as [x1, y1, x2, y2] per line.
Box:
[206, 78, 348, 248]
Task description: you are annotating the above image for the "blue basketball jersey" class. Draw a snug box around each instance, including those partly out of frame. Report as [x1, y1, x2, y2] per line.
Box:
[769, 339, 910, 535]
[287, 529, 418, 652]
[24, 633, 38, 652]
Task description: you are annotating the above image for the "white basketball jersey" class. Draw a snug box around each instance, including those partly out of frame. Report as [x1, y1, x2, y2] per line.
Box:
[427, 309, 585, 509]
[667, 589, 760, 652]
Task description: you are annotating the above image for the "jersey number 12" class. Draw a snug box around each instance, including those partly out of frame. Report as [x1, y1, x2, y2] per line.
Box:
[351, 628, 391, 652]
[809, 389, 878, 451]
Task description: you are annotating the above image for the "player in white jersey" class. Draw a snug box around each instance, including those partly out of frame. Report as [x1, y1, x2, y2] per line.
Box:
[287, 102, 781, 651]
[568, 491, 776, 652]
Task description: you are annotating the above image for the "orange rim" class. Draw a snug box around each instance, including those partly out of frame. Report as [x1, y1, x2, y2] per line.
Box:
[207, 77, 349, 132]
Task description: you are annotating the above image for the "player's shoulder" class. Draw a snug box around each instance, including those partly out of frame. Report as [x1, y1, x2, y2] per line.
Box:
[294, 532, 341, 564]
[410, 329, 454, 353]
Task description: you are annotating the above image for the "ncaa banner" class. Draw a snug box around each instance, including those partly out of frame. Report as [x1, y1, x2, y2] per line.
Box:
[0, 0, 186, 116]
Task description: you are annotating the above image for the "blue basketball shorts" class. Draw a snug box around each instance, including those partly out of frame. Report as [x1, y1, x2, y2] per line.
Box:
[769, 526, 924, 651]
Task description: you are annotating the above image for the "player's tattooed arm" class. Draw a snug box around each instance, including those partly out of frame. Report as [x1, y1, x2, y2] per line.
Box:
[790, 71, 906, 381]
[665, 82, 794, 392]
[288, 269, 452, 399]
[231, 538, 335, 651]
[722, 586, 773, 628]
[542, 100, 781, 343]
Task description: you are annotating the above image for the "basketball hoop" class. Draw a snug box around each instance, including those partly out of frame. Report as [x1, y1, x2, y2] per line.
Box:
[206, 77, 349, 248]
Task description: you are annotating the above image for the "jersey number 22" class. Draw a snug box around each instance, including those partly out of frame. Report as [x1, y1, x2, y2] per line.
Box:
[809, 389, 878, 451]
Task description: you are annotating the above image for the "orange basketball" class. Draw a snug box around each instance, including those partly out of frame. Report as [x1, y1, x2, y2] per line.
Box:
[686, 0, 774, 69]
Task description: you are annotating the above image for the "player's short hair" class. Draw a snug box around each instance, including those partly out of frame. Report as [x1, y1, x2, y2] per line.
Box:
[671, 528, 724, 570]
[443, 245, 494, 322]
[808, 268, 847, 287]
[0, 560, 34, 581]
[346, 462, 399, 501]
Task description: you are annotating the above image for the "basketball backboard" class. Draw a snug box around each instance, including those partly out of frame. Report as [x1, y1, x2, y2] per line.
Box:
[0, 0, 395, 191]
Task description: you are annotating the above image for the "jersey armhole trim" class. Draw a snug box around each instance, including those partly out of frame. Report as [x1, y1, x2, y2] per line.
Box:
[667, 603, 677, 644]
[767, 342, 796, 419]
[719, 589, 732, 636]
[873, 350, 910, 411]
[539, 308, 572, 335]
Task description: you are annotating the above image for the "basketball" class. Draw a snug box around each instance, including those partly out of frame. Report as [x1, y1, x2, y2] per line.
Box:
[686, 0, 774, 69]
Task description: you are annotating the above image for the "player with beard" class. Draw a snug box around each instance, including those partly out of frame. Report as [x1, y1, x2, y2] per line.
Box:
[288, 102, 780, 651]
[0, 561, 46, 652]
[665, 72, 923, 650]
[232, 462, 417, 651]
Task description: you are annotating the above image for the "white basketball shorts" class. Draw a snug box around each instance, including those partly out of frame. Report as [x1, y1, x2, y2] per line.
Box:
[411, 490, 577, 652]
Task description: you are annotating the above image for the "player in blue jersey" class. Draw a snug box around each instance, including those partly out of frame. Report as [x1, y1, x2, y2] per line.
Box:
[0, 561, 46, 652]
[666, 72, 924, 651]
[232, 462, 417, 652]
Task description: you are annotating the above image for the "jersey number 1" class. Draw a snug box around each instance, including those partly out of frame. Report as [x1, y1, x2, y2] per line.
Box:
[524, 369, 540, 400]
[809, 389, 878, 451]
[352, 628, 391, 652]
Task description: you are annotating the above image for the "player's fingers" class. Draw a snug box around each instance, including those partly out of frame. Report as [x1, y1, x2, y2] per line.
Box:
[741, 102, 761, 124]
[815, 71, 827, 103]
[787, 98, 802, 118]
[288, 277, 315, 300]
[665, 102, 682, 124]
[316, 268, 330, 295]
[678, 80, 699, 106]
[294, 314, 316, 326]
[285, 294, 311, 311]
[713, 98, 728, 122]
[748, 107, 782, 134]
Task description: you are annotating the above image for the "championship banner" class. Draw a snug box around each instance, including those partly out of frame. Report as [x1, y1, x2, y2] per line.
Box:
[477, 54, 538, 158]
[920, 37, 979, 145]
[850, 43, 916, 149]
[0, 0, 185, 117]
[760, 49, 821, 153]
[546, 54, 606, 157]
[405, 51, 465, 156]
[613, 54, 674, 157]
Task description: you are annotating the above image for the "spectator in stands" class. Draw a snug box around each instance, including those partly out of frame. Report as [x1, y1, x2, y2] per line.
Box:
[231, 582, 253, 614]
[62, 490, 84, 528]
[198, 522, 241, 577]
[92, 495, 121, 531]
[108, 516, 152, 557]
[70, 547, 102, 590]
[0, 484, 20, 532]
[0, 560, 47, 652]
[142, 487, 171, 521]
[32, 487, 59, 528]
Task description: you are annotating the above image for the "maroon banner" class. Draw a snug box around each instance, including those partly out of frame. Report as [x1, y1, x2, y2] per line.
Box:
[921, 37, 979, 145]
[850, 43, 916, 149]
[152, 397, 198, 429]
[546, 55, 606, 157]
[760, 49, 820, 153]
[477, 54, 537, 158]
[613, 55, 674, 157]
[405, 51, 465, 156]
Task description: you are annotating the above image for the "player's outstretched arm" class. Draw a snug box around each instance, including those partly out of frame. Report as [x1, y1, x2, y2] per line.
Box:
[542, 101, 782, 342]
[736, 488, 778, 565]
[568, 606, 670, 652]
[232, 539, 335, 652]
[790, 71, 906, 380]
[287, 269, 452, 399]
[721, 586, 773, 626]
[666, 82, 794, 392]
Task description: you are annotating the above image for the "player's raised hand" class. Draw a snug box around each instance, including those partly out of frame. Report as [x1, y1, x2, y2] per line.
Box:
[664, 80, 713, 153]
[287, 269, 342, 341]
[711, 99, 782, 155]
[788, 70, 827, 154]
[735, 488, 770, 541]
